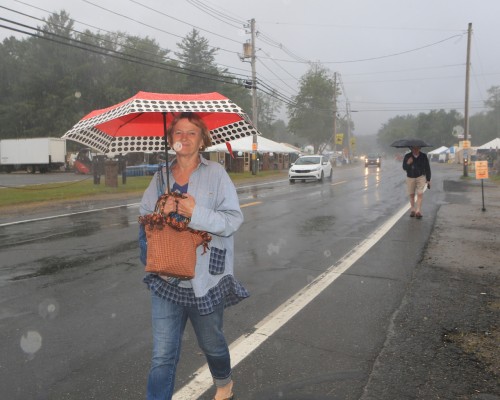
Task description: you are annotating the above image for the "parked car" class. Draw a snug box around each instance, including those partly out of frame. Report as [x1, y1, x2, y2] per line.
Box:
[364, 153, 381, 167]
[289, 155, 333, 183]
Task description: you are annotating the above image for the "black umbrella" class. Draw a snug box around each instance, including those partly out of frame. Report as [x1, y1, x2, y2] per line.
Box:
[390, 138, 433, 148]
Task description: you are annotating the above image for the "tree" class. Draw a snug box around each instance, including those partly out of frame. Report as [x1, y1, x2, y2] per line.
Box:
[105, 34, 181, 99]
[377, 115, 418, 148]
[0, 37, 30, 137]
[415, 109, 461, 147]
[173, 29, 253, 117]
[0, 11, 81, 138]
[377, 109, 462, 149]
[484, 86, 500, 112]
[256, 92, 281, 138]
[469, 112, 492, 145]
[175, 29, 221, 93]
[471, 85, 500, 143]
[287, 65, 336, 153]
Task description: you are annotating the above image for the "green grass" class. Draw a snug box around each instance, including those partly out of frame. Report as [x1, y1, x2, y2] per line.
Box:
[0, 176, 151, 207]
[0, 170, 286, 208]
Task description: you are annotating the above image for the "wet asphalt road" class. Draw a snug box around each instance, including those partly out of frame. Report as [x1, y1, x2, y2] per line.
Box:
[0, 161, 455, 399]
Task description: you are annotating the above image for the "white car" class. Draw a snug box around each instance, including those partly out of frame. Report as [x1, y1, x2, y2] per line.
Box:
[289, 155, 333, 183]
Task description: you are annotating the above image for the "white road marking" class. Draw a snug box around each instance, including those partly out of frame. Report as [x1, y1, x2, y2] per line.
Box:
[173, 203, 410, 399]
[0, 203, 140, 227]
[0, 198, 267, 227]
[331, 180, 347, 186]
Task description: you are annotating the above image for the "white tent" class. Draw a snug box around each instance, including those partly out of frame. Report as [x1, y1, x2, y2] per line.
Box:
[206, 135, 298, 154]
[428, 146, 449, 155]
[477, 137, 500, 150]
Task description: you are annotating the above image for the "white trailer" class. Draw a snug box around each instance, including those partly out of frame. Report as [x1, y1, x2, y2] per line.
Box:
[0, 138, 67, 173]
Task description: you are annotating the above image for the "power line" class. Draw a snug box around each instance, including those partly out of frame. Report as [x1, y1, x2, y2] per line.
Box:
[185, 0, 245, 28]
[257, 20, 465, 33]
[1, 5, 252, 81]
[0, 8, 297, 109]
[3, 4, 487, 121]
[256, 31, 309, 63]
[341, 63, 465, 77]
[256, 33, 467, 64]
[351, 105, 488, 113]
[0, 18, 246, 87]
[256, 53, 299, 95]
[0, 13, 298, 108]
[127, 0, 243, 43]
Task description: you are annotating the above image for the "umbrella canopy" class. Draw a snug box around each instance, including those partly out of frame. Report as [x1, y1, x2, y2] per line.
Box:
[62, 91, 260, 156]
[390, 138, 433, 148]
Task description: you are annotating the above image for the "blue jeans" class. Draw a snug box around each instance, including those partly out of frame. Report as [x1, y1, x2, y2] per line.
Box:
[147, 293, 231, 400]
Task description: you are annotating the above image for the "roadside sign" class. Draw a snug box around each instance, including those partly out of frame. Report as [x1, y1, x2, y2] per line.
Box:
[475, 161, 489, 179]
[335, 133, 344, 145]
[460, 140, 471, 149]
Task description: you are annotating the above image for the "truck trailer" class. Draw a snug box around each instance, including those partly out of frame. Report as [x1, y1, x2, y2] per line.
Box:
[0, 138, 67, 173]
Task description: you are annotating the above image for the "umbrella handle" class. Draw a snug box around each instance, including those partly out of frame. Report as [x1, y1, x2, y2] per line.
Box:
[162, 112, 171, 194]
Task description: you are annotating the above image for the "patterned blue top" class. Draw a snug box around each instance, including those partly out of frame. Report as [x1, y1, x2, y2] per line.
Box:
[139, 156, 249, 315]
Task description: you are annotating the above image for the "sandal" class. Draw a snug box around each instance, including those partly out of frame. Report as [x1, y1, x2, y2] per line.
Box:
[410, 211, 416, 217]
[415, 212, 422, 219]
[213, 395, 234, 400]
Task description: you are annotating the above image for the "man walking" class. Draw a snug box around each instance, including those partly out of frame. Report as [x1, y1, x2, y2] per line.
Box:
[403, 146, 431, 219]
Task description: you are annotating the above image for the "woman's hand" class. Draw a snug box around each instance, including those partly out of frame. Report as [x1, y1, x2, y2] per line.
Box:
[175, 193, 196, 218]
[162, 195, 178, 215]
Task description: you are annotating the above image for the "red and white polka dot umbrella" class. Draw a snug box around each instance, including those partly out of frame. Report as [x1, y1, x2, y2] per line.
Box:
[62, 91, 259, 156]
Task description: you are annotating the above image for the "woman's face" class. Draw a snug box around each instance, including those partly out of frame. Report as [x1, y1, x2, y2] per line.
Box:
[170, 118, 204, 156]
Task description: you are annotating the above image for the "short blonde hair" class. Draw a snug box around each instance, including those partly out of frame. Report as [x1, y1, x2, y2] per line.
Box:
[167, 112, 212, 151]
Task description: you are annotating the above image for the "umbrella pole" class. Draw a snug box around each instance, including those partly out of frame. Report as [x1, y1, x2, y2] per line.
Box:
[162, 112, 171, 194]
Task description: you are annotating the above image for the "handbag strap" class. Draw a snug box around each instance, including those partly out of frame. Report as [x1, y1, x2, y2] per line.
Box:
[152, 192, 192, 231]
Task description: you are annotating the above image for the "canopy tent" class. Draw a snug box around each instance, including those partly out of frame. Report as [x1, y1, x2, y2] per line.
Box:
[206, 135, 299, 154]
[477, 137, 500, 150]
[428, 145, 449, 155]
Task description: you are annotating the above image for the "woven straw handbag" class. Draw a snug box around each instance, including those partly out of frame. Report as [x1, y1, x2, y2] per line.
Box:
[139, 193, 211, 280]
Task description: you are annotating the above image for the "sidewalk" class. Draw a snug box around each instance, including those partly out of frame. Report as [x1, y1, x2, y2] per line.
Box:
[362, 175, 500, 399]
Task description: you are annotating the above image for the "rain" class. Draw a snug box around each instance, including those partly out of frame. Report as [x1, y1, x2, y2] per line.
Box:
[1, 1, 499, 399]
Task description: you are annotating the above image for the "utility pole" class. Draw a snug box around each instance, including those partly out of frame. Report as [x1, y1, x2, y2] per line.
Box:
[346, 101, 351, 162]
[332, 72, 338, 154]
[463, 22, 472, 177]
[250, 18, 258, 175]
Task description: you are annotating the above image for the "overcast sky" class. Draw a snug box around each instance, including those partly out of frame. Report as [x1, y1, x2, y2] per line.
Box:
[1, 0, 499, 137]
